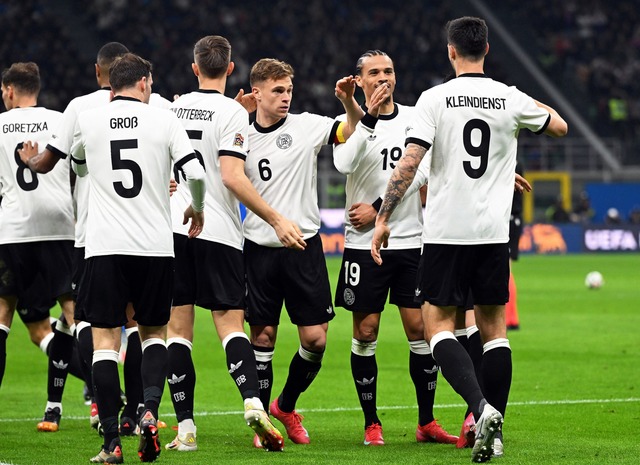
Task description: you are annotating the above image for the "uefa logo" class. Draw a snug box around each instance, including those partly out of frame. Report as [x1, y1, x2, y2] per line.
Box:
[276, 133, 293, 149]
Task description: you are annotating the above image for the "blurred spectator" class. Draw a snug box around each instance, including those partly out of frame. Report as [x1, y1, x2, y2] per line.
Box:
[605, 207, 622, 224]
[571, 191, 594, 223]
[628, 207, 640, 224]
[546, 197, 571, 223]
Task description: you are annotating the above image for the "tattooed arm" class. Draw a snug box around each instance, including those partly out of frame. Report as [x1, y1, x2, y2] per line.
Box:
[371, 142, 429, 264]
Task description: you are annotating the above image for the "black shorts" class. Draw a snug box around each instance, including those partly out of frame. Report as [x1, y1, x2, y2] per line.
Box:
[417, 243, 509, 307]
[335, 248, 421, 313]
[72, 247, 88, 320]
[78, 255, 174, 328]
[509, 215, 523, 261]
[173, 234, 245, 310]
[244, 235, 335, 327]
[0, 241, 72, 321]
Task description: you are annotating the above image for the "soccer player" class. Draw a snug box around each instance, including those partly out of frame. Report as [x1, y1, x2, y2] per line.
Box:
[371, 17, 567, 462]
[70, 53, 206, 463]
[333, 50, 457, 446]
[165, 35, 285, 452]
[20, 42, 166, 434]
[0, 62, 77, 432]
[243, 58, 361, 445]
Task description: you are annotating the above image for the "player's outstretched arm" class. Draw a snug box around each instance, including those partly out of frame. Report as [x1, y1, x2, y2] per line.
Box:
[234, 88, 257, 113]
[335, 75, 365, 140]
[18, 141, 60, 173]
[220, 156, 306, 250]
[535, 100, 568, 137]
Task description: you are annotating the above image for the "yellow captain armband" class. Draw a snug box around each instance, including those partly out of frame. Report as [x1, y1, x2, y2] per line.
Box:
[335, 122, 347, 144]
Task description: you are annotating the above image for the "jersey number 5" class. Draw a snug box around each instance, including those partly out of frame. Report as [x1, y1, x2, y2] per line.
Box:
[462, 119, 490, 179]
[111, 139, 142, 198]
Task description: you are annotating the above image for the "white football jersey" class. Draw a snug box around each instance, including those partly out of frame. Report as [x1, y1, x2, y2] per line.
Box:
[0, 107, 74, 243]
[407, 74, 550, 244]
[47, 88, 111, 248]
[71, 96, 205, 257]
[333, 104, 423, 250]
[244, 113, 339, 247]
[149, 93, 172, 109]
[169, 90, 248, 250]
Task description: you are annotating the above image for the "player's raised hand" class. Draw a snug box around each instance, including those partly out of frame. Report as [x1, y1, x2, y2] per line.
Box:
[234, 88, 257, 113]
[18, 140, 38, 165]
[368, 83, 391, 118]
[273, 216, 307, 251]
[183, 205, 204, 238]
[348, 202, 377, 230]
[335, 76, 356, 103]
[371, 222, 390, 265]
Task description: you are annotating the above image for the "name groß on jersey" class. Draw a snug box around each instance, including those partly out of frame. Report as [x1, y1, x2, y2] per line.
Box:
[3, 121, 48, 133]
[445, 96, 507, 110]
[171, 108, 215, 121]
[110, 117, 138, 129]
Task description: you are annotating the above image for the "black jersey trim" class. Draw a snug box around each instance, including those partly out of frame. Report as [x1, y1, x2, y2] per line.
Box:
[534, 114, 551, 135]
[219, 149, 246, 160]
[174, 152, 197, 171]
[195, 89, 222, 94]
[457, 73, 488, 78]
[253, 116, 287, 133]
[70, 154, 86, 165]
[111, 96, 142, 103]
[361, 112, 378, 130]
[46, 144, 67, 160]
[372, 197, 383, 212]
[405, 137, 431, 151]
[328, 120, 340, 144]
[361, 103, 399, 121]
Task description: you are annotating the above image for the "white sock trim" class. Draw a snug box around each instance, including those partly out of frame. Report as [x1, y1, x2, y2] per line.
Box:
[429, 331, 457, 352]
[141, 337, 166, 352]
[453, 329, 467, 338]
[55, 319, 74, 336]
[92, 349, 119, 364]
[45, 401, 62, 414]
[483, 338, 511, 354]
[75, 321, 91, 337]
[466, 325, 480, 338]
[253, 348, 274, 363]
[299, 345, 324, 363]
[351, 338, 377, 357]
[221, 331, 249, 350]
[39, 332, 55, 354]
[408, 339, 432, 355]
[166, 337, 192, 350]
[0, 324, 10, 334]
[124, 326, 139, 338]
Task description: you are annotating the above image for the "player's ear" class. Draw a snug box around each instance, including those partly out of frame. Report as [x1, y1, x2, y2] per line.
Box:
[485, 43, 490, 57]
[355, 74, 363, 88]
[191, 63, 199, 77]
[95, 64, 101, 80]
[227, 62, 235, 76]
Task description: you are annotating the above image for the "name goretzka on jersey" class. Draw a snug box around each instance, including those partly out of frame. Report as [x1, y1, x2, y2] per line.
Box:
[3, 121, 48, 133]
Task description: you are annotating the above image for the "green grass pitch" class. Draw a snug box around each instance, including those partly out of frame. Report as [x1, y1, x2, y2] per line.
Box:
[1, 253, 638, 464]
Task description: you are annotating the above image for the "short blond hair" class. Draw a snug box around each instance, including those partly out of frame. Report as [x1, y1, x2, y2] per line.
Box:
[249, 58, 294, 87]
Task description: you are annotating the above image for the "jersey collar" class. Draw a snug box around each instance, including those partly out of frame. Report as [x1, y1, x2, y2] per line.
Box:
[361, 102, 399, 120]
[111, 96, 142, 103]
[195, 89, 221, 94]
[457, 73, 488, 78]
[253, 115, 287, 133]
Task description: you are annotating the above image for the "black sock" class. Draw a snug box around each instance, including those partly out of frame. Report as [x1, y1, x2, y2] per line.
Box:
[0, 326, 8, 387]
[351, 351, 379, 427]
[225, 335, 259, 399]
[67, 338, 85, 382]
[48, 324, 74, 402]
[432, 336, 485, 420]
[122, 329, 143, 419]
[482, 344, 512, 417]
[141, 340, 168, 419]
[167, 339, 195, 422]
[76, 325, 94, 399]
[252, 345, 274, 413]
[409, 345, 437, 426]
[455, 329, 469, 352]
[279, 347, 323, 413]
[467, 329, 484, 391]
[93, 355, 121, 449]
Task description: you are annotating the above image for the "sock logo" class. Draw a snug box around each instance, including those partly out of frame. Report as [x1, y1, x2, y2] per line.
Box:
[229, 360, 243, 374]
[356, 376, 375, 386]
[52, 359, 68, 370]
[173, 391, 186, 402]
[424, 365, 438, 375]
[168, 373, 186, 385]
[258, 379, 270, 389]
[415, 288, 422, 297]
[54, 377, 65, 387]
[235, 374, 246, 386]
[256, 363, 268, 371]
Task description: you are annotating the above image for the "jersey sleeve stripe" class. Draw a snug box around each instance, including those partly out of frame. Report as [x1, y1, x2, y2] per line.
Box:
[174, 152, 197, 171]
[46, 143, 68, 160]
[70, 154, 86, 165]
[328, 120, 341, 145]
[534, 114, 551, 135]
[405, 137, 432, 151]
[219, 149, 246, 161]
